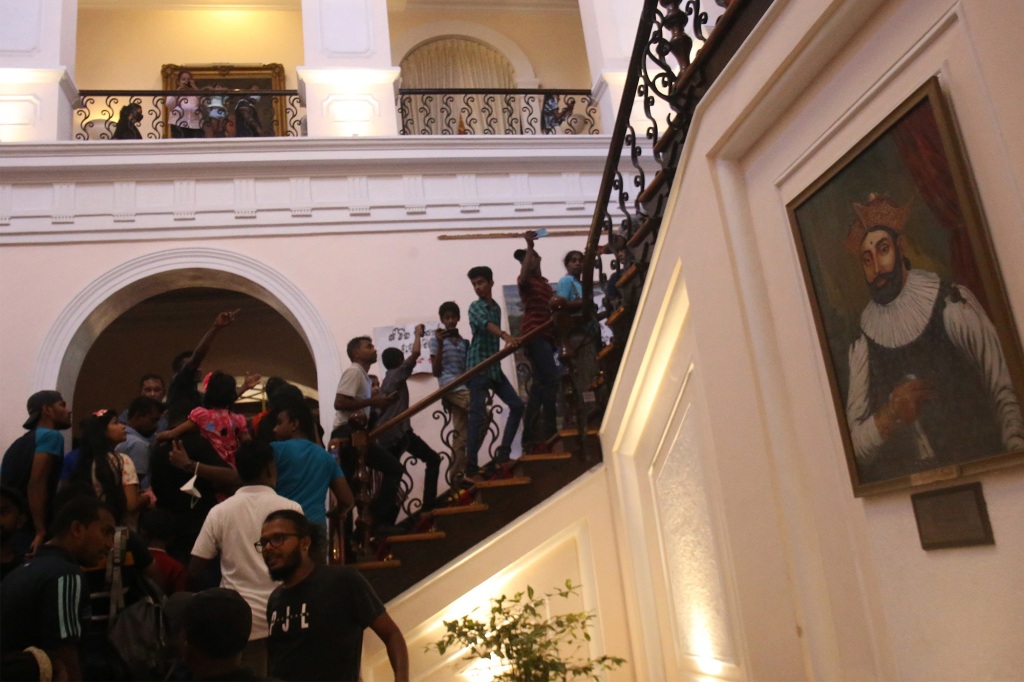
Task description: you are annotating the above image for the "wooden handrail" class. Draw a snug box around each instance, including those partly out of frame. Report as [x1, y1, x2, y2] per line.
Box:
[367, 319, 554, 441]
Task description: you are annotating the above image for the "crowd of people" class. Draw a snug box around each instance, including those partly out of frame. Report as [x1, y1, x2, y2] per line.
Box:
[112, 69, 269, 141]
[0, 236, 608, 681]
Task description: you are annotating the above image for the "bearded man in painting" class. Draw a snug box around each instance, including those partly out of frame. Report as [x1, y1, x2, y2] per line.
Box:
[844, 194, 1024, 481]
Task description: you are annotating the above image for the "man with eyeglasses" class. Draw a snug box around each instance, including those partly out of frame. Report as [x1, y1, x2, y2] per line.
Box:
[260, 509, 409, 682]
[186, 441, 301, 677]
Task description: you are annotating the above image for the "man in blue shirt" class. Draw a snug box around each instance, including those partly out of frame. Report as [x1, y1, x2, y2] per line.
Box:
[272, 405, 354, 562]
[115, 396, 164, 491]
[0, 390, 72, 556]
[465, 266, 523, 482]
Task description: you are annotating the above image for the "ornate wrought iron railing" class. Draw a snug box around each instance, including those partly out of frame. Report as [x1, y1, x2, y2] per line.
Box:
[338, 320, 554, 560]
[73, 90, 305, 140]
[398, 89, 600, 135]
[581, 0, 773, 399]
[327, 0, 773, 565]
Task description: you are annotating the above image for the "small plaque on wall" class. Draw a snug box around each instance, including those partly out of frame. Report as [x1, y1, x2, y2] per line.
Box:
[911, 482, 994, 550]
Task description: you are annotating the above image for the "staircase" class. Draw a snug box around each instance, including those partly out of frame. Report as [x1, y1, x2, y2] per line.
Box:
[349, 0, 773, 603]
[358, 445, 595, 602]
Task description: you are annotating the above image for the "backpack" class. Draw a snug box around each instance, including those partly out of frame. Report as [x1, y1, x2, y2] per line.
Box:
[0, 430, 37, 491]
[106, 528, 173, 681]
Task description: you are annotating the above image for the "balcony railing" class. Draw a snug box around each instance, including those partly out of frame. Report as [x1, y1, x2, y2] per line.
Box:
[73, 90, 305, 140]
[398, 89, 600, 135]
[72, 88, 601, 139]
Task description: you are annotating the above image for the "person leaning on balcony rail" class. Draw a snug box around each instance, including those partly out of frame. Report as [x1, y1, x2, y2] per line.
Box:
[166, 69, 206, 139]
[112, 103, 143, 140]
[234, 87, 267, 137]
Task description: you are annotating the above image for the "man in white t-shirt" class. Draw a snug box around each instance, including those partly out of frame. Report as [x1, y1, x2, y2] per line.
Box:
[331, 336, 404, 536]
[186, 441, 302, 676]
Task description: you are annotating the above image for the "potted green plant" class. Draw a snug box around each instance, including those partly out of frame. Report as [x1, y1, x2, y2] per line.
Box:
[429, 580, 626, 681]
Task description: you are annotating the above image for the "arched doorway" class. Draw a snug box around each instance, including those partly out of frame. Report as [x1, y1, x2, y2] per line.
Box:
[33, 248, 340, 435]
[73, 287, 318, 422]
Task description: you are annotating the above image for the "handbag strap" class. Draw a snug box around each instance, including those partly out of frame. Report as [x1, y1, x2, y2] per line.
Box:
[106, 527, 128, 624]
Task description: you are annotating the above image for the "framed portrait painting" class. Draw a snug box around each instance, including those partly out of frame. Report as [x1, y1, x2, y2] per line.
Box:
[161, 63, 288, 138]
[787, 76, 1024, 496]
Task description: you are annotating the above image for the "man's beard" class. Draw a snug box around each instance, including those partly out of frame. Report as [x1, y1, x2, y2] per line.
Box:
[267, 549, 303, 581]
[868, 256, 905, 305]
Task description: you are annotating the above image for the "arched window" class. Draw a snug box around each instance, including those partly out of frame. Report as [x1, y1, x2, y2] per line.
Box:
[400, 37, 516, 89]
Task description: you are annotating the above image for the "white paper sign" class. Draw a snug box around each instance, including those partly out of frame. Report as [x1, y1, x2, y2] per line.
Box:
[372, 322, 440, 376]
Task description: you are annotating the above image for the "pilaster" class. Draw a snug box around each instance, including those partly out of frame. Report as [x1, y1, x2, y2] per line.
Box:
[0, 0, 78, 142]
[577, 0, 644, 124]
[298, 0, 400, 136]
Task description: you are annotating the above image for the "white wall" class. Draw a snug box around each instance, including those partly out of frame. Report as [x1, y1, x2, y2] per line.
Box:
[362, 468, 635, 681]
[0, 132, 641, 680]
[603, 0, 1024, 679]
[0, 136, 622, 451]
[76, 7, 306, 89]
[388, 6, 591, 89]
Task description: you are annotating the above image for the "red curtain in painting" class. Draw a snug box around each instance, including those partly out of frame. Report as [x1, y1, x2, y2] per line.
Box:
[892, 100, 987, 309]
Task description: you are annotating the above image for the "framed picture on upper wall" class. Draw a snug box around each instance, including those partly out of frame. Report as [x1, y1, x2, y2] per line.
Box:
[786, 76, 1024, 496]
[161, 63, 288, 138]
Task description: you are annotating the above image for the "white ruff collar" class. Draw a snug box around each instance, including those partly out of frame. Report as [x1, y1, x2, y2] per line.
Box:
[859, 269, 941, 348]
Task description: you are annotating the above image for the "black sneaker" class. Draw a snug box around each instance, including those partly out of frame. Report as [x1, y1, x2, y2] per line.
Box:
[372, 524, 405, 538]
[493, 445, 512, 464]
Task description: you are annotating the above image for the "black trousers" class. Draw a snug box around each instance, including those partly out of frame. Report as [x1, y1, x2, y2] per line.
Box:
[386, 430, 442, 512]
[337, 442, 404, 526]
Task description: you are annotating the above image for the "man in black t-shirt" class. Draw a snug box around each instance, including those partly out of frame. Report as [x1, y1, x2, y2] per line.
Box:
[260, 510, 408, 682]
[0, 496, 115, 681]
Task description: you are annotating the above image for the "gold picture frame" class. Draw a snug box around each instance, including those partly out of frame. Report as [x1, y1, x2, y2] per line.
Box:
[161, 63, 288, 138]
[787, 76, 1024, 496]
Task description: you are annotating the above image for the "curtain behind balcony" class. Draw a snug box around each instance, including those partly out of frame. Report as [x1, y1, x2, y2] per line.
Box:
[400, 38, 526, 134]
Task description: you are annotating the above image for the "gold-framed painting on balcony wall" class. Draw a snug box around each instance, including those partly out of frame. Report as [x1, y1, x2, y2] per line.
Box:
[786, 76, 1024, 497]
[161, 63, 288, 138]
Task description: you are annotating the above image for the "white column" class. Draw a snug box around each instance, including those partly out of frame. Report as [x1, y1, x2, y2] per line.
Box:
[577, 0, 644, 126]
[298, 0, 401, 137]
[0, 0, 78, 142]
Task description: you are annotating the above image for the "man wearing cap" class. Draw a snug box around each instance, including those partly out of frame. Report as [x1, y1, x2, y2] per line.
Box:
[177, 588, 265, 681]
[844, 194, 1024, 481]
[1, 391, 72, 555]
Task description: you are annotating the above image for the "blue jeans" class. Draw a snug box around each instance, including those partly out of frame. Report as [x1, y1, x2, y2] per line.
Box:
[522, 336, 559, 449]
[466, 370, 524, 474]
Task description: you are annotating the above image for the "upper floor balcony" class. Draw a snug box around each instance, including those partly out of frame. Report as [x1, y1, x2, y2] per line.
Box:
[0, 0, 725, 144]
